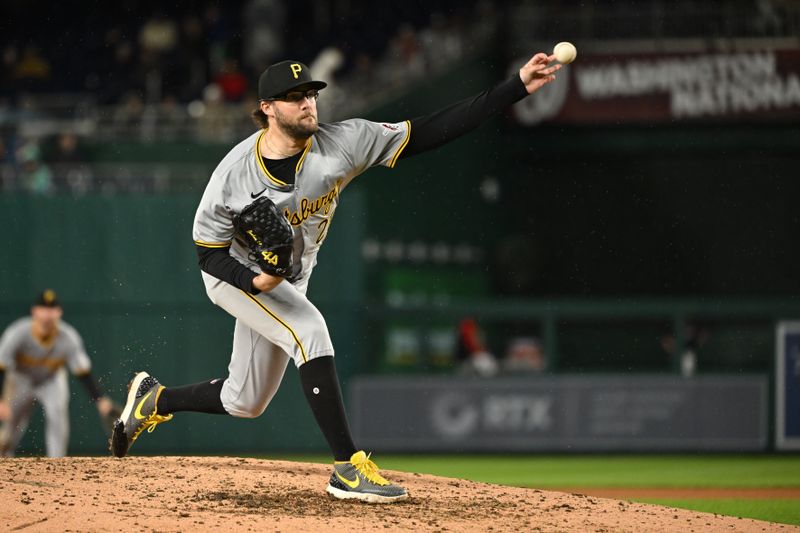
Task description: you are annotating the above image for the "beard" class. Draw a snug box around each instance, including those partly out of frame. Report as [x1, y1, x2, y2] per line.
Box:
[273, 105, 319, 140]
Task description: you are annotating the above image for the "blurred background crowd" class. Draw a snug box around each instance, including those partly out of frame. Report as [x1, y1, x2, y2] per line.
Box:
[2, 0, 799, 194]
[1, 0, 499, 194]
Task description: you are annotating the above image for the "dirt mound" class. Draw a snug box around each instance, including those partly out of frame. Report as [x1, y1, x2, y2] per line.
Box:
[0, 456, 793, 532]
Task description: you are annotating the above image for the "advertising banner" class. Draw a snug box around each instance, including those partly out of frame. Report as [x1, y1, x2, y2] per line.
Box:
[777, 321, 800, 450]
[513, 49, 800, 125]
[351, 375, 767, 452]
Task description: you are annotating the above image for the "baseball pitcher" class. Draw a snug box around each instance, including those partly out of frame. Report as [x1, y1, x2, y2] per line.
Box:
[111, 53, 561, 502]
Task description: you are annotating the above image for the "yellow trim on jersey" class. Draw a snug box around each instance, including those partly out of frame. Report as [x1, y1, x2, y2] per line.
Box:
[241, 291, 308, 363]
[388, 120, 411, 168]
[296, 138, 312, 173]
[255, 130, 288, 186]
[194, 240, 231, 248]
[255, 130, 312, 187]
[15, 353, 65, 370]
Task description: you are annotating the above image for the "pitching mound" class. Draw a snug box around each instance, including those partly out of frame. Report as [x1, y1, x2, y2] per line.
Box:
[0, 456, 793, 532]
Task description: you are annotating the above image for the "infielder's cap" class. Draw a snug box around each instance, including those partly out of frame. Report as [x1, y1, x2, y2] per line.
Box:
[258, 60, 327, 100]
[33, 289, 60, 308]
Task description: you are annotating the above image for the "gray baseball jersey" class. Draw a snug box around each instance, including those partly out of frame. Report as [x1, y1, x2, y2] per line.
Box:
[0, 318, 91, 384]
[192, 119, 409, 416]
[193, 119, 410, 288]
[0, 318, 90, 457]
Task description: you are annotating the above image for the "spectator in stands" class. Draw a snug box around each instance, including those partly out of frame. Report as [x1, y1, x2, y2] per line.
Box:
[455, 318, 499, 377]
[17, 141, 53, 195]
[419, 12, 465, 70]
[160, 95, 189, 139]
[310, 47, 345, 122]
[0, 136, 15, 191]
[12, 44, 51, 92]
[174, 15, 210, 102]
[50, 132, 86, 166]
[139, 10, 180, 102]
[2, 46, 18, 97]
[197, 83, 233, 142]
[660, 322, 711, 377]
[101, 30, 142, 104]
[345, 53, 377, 90]
[112, 93, 146, 137]
[754, 0, 785, 34]
[503, 337, 546, 373]
[203, 4, 235, 75]
[139, 11, 179, 58]
[48, 132, 92, 194]
[214, 58, 248, 102]
[381, 25, 425, 85]
[243, 0, 287, 73]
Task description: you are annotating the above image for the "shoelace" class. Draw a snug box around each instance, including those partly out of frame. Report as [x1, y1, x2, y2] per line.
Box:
[132, 413, 174, 441]
[353, 452, 390, 486]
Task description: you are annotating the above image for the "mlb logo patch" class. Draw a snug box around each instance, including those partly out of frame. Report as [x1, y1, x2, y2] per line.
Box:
[381, 123, 400, 135]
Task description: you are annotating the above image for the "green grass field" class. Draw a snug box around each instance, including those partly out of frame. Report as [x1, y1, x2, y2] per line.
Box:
[272, 454, 800, 526]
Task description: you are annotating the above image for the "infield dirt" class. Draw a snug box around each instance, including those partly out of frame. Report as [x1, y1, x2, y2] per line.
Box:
[0, 456, 795, 532]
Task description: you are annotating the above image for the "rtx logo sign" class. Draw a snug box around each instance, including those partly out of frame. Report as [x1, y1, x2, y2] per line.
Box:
[430, 393, 553, 438]
[483, 395, 552, 432]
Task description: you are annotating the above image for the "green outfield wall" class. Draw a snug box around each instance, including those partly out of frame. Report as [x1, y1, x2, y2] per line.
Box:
[0, 193, 366, 455]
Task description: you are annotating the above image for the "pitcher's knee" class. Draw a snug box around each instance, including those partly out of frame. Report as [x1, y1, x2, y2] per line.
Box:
[222, 397, 268, 419]
[300, 317, 333, 356]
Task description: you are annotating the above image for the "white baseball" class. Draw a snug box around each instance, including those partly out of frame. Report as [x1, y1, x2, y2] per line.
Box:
[553, 42, 577, 64]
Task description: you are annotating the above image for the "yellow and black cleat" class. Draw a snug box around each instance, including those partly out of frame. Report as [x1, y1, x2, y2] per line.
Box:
[110, 372, 172, 458]
[326, 451, 408, 503]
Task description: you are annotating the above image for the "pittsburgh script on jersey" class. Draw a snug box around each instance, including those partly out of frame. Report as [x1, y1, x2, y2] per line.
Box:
[283, 180, 342, 226]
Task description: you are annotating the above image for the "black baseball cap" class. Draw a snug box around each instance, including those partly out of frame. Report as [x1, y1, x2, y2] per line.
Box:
[33, 289, 60, 308]
[258, 60, 327, 100]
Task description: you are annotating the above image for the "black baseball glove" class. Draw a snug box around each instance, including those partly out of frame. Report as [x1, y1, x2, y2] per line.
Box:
[233, 196, 294, 277]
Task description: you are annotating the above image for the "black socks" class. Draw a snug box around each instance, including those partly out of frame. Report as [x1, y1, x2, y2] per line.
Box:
[152, 358, 356, 462]
[157, 378, 228, 415]
[298, 356, 357, 461]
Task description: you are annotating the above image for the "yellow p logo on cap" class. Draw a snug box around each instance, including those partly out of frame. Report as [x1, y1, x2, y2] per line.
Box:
[290, 63, 302, 79]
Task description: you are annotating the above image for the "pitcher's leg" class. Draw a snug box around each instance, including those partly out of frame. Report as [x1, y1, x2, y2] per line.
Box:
[220, 319, 290, 418]
[208, 278, 377, 486]
[155, 320, 290, 418]
[111, 314, 292, 456]
[209, 278, 334, 368]
[298, 355, 356, 460]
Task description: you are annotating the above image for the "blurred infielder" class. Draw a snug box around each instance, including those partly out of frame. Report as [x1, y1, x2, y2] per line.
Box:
[111, 52, 561, 502]
[0, 290, 116, 457]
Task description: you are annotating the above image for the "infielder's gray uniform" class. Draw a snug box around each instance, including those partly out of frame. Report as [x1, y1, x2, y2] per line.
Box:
[193, 119, 409, 418]
[0, 318, 92, 457]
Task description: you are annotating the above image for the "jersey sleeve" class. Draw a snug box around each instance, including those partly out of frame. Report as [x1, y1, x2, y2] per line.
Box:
[193, 172, 235, 249]
[61, 325, 92, 375]
[338, 119, 411, 175]
[0, 322, 22, 371]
